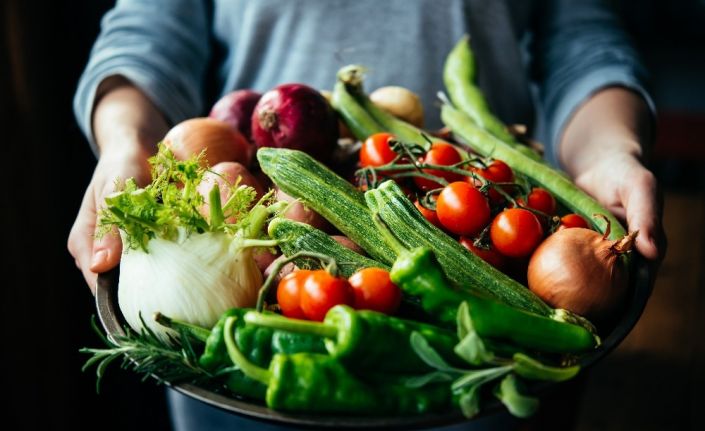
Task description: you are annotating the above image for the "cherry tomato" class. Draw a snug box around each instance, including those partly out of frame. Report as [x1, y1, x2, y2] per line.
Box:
[414, 199, 442, 229]
[436, 182, 491, 236]
[276, 270, 311, 319]
[348, 267, 402, 314]
[468, 159, 514, 202]
[526, 188, 556, 215]
[300, 270, 354, 321]
[557, 213, 590, 230]
[360, 132, 397, 167]
[414, 143, 463, 191]
[490, 208, 544, 258]
[459, 237, 506, 270]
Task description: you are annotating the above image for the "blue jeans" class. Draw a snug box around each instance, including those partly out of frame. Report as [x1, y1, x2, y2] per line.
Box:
[167, 389, 521, 431]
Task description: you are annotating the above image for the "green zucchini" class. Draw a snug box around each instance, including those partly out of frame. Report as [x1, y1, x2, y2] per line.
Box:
[268, 218, 388, 278]
[257, 148, 396, 265]
[365, 180, 553, 317]
[336, 65, 437, 150]
[441, 104, 625, 239]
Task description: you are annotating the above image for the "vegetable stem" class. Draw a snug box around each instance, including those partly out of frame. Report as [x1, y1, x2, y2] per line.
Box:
[208, 184, 225, 229]
[244, 312, 339, 339]
[223, 317, 271, 384]
[154, 313, 211, 343]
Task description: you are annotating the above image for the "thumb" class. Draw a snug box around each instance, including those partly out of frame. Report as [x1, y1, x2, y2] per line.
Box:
[89, 227, 123, 274]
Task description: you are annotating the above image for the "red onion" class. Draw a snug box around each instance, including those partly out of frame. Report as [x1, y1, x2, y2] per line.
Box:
[209, 89, 261, 141]
[251, 83, 339, 161]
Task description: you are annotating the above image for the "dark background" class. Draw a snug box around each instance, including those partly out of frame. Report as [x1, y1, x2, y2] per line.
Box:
[1, 1, 703, 430]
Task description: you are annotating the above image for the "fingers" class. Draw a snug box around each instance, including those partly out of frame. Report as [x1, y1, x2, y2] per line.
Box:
[621, 169, 666, 261]
[67, 178, 123, 293]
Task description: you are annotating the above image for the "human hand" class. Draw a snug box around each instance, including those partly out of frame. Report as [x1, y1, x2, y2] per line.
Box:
[68, 148, 152, 292]
[559, 88, 666, 262]
[68, 79, 169, 291]
[571, 151, 665, 261]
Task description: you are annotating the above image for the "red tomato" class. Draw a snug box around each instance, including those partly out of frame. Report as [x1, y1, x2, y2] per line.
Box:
[414, 143, 463, 191]
[360, 132, 397, 167]
[348, 267, 402, 314]
[459, 237, 506, 270]
[436, 182, 491, 236]
[300, 270, 354, 321]
[490, 208, 544, 258]
[414, 199, 442, 229]
[276, 270, 311, 319]
[526, 188, 556, 215]
[558, 213, 590, 230]
[468, 159, 514, 202]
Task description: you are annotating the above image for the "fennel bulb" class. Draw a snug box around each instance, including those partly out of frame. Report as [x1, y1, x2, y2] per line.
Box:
[118, 229, 263, 340]
[99, 145, 281, 340]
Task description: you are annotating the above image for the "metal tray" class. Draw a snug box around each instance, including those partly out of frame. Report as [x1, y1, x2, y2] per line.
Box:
[94, 254, 653, 429]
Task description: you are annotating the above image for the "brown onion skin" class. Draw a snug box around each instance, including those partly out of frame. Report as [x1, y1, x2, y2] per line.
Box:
[527, 227, 631, 327]
[209, 90, 262, 142]
[164, 118, 254, 167]
[251, 83, 339, 161]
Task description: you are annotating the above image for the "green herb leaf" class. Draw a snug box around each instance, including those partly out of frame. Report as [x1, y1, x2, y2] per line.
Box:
[97, 144, 264, 251]
[454, 302, 494, 366]
[451, 365, 512, 392]
[458, 384, 482, 418]
[409, 331, 465, 374]
[512, 353, 580, 382]
[80, 314, 212, 392]
[493, 374, 539, 418]
[404, 371, 454, 389]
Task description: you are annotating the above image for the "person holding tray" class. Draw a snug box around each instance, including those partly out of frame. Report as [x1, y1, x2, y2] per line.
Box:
[68, 0, 666, 429]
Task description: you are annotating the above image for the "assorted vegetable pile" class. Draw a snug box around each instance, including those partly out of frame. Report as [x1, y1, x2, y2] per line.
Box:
[82, 36, 637, 421]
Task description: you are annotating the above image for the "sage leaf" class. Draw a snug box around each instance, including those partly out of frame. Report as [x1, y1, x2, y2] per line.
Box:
[494, 374, 539, 418]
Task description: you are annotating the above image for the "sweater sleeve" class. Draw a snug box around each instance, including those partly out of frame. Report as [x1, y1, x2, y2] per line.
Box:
[531, 0, 655, 167]
[73, 0, 211, 154]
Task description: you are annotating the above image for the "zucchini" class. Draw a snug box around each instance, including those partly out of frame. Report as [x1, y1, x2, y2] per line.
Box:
[336, 65, 438, 150]
[331, 80, 383, 141]
[441, 104, 625, 239]
[257, 148, 396, 265]
[365, 180, 553, 317]
[269, 218, 388, 278]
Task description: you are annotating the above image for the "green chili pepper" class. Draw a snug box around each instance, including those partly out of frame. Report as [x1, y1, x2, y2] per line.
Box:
[374, 214, 598, 354]
[223, 316, 451, 414]
[244, 305, 460, 373]
[198, 308, 326, 371]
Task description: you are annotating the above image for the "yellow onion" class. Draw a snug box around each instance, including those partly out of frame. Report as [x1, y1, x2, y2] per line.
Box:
[527, 226, 638, 326]
[163, 117, 253, 167]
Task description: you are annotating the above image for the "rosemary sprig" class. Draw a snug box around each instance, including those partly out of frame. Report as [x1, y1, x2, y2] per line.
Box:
[80, 315, 212, 393]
